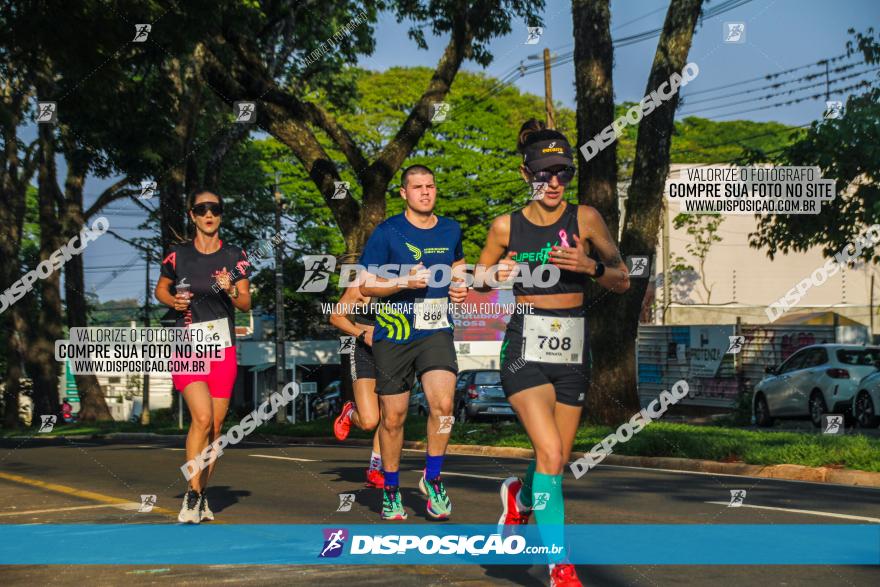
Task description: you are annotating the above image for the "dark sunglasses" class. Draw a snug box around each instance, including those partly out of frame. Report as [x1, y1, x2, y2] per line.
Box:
[191, 202, 223, 216]
[528, 166, 577, 185]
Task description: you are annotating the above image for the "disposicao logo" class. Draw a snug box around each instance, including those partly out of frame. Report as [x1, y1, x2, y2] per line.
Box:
[319, 528, 348, 558]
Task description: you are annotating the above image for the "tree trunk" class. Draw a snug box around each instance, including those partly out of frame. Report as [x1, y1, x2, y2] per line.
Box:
[2, 305, 27, 428]
[60, 148, 113, 422]
[28, 124, 64, 419]
[572, 0, 637, 424]
[573, 0, 704, 424]
[573, 0, 618, 229]
[158, 54, 205, 251]
[159, 177, 187, 249]
[200, 16, 474, 255]
[0, 88, 34, 427]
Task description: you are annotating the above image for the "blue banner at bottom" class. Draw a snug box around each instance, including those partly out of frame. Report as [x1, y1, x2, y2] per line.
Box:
[0, 525, 878, 565]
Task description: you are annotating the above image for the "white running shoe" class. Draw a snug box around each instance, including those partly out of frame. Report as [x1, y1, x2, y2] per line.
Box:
[178, 489, 201, 524]
[199, 493, 215, 521]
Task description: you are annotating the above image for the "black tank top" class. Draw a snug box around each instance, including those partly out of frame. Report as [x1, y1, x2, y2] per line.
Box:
[508, 202, 586, 297]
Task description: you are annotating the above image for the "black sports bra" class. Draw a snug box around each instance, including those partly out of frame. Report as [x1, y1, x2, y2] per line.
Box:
[507, 202, 587, 297]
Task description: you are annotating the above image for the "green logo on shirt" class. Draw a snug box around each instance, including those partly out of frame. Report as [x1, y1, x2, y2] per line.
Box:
[513, 241, 558, 265]
[377, 310, 410, 341]
[405, 242, 422, 261]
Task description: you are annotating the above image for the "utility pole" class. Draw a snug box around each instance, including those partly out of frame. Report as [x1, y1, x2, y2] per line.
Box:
[662, 201, 670, 325]
[527, 51, 556, 129]
[543, 48, 556, 129]
[141, 251, 151, 425]
[274, 172, 286, 423]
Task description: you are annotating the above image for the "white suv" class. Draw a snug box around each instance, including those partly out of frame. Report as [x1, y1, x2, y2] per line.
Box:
[852, 370, 880, 428]
[752, 344, 880, 427]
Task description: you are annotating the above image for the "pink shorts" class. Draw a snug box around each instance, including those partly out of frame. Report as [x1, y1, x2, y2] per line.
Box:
[172, 346, 238, 399]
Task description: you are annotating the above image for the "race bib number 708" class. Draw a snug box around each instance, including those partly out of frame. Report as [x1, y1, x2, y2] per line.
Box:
[522, 315, 584, 364]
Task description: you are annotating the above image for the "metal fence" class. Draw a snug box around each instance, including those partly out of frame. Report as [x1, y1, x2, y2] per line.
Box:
[636, 323, 836, 409]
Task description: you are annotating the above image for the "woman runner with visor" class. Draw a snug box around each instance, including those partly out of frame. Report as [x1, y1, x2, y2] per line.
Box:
[331, 285, 385, 488]
[156, 189, 251, 524]
[476, 120, 629, 587]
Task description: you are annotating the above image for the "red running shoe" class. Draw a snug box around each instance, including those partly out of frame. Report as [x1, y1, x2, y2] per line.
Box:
[498, 477, 532, 526]
[333, 401, 355, 441]
[365, 468, 385, 489]
[550, 564, 582, 587]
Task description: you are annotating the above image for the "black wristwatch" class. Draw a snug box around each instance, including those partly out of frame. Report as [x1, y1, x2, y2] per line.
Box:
[592, 262, 606, 278]
[356, 330, 367, 343]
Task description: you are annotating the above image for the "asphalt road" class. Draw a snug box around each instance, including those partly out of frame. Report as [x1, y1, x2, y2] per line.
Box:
[0, 436, 878, 586]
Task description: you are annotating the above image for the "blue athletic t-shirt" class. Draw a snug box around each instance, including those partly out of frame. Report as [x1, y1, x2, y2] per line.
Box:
[359, 213, 464, 344]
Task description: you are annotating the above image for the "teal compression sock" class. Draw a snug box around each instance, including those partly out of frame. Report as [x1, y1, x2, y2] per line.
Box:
[520, 460, 537, 508]
[532, 472, 566, 564]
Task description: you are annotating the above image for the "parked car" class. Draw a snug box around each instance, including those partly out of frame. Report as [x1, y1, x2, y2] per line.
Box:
[312, 381, 342, 419]
[851, 368, 880, 428]
[408, 382, 429, 416]
[454, 369, 514, 422]
[752, 344, 880, 428]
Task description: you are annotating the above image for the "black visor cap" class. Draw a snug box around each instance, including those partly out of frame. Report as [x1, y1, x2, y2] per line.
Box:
[522, 138, 574, 172]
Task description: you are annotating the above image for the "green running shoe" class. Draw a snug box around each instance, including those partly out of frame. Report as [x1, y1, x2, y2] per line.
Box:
[381, 486, 407, 520]
[419, 472, 452, 520]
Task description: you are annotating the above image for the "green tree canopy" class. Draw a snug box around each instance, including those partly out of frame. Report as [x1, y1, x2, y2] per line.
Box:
[744, 29, 880, 260]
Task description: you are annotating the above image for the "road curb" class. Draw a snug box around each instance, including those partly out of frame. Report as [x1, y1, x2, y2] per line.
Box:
[9, 433, 880, 489]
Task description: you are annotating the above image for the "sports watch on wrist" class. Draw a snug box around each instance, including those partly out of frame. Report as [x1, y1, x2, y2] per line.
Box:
[356, 330, 367, 343]
[593, 262, 606, 278]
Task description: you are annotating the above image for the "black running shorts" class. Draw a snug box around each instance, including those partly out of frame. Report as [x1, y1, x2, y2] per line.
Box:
[372, 331, 458, 395]
[347, 339, 376, 382]
[500, 306, 591, 407]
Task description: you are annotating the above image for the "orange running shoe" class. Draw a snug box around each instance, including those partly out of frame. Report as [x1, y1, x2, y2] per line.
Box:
[333, 401, 355, 441]
[365, 468, 385, 489]
[550, 564, 582, 587]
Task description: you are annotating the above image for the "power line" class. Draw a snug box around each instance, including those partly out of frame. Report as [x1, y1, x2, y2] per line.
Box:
[451, 0, 755, 118]
[682, 52, 852, 98]
[612, 5, 668, 32]
[681, 62, 868, 107]
[687, 80, 874, 119]
[680, 67, 879, 115]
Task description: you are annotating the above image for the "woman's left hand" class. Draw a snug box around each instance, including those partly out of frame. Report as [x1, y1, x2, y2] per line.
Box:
[215, 267, 235, 295]
[549, 235, 596, 274]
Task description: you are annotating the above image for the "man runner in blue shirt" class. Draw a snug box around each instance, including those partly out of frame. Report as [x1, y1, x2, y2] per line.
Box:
[358, 164, 467, 521]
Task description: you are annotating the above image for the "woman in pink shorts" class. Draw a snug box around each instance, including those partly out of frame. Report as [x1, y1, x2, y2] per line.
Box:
[155, 189, 251, 524]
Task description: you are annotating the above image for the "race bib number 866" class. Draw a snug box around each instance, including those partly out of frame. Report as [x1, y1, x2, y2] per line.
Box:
[414, 298, 450, 330]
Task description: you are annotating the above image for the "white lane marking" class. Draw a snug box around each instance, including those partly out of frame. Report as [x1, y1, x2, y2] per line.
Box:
[249, 454, 318, 463]
[164, 448, 186, 451]
[596, 463, 880, 491]
[432, 471, 506, 481]
[705, 501, 880, 523]
[0, 503, 130, 517]
[223, 444, 877, 493]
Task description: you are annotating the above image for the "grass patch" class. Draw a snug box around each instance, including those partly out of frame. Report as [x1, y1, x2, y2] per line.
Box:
[5, 415, 879, 473]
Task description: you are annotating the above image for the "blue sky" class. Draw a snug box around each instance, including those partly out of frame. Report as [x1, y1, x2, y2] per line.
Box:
[33, 0, 880, 305]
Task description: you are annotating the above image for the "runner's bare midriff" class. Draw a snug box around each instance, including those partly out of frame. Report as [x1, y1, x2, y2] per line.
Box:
[516, 292, 583, 311]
